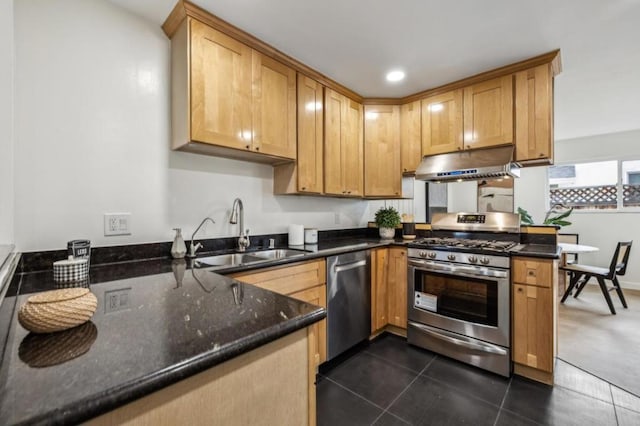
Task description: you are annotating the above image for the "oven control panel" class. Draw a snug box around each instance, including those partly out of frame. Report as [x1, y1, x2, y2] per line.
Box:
[414, 291, 438, 312]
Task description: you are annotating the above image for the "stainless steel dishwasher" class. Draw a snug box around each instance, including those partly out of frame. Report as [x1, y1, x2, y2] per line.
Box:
[326, 250, 371, 360]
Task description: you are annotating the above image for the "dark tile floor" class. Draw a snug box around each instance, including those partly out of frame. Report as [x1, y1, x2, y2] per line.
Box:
[317, 333, 640, 426]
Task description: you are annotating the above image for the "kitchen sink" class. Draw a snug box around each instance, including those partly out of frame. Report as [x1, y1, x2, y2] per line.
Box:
[251, 249, 307, 260]
[194, 253, 268, 269]
[194, 248, 309, 270]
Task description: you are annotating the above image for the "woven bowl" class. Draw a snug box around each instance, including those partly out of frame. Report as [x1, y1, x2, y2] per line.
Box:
[18, 288, 98, 334]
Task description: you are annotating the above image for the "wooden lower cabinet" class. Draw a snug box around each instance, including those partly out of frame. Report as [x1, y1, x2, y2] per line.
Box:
[89, 329, 310, 426]
[371, 247, 408, 333]
[371, 248, 389, 333]
[230, 259, 327, 367]
[387, 247, 408, 328]
[512, 257, 558, 384]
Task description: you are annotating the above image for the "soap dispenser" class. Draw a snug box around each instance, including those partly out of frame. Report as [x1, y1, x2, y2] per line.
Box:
[171, 228, 187, 259]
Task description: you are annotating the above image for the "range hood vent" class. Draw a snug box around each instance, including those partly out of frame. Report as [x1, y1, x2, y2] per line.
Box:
[415, 145, 520, 182]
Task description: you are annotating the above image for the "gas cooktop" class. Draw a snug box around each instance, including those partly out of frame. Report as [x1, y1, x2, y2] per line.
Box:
[409, 237, 518, 253]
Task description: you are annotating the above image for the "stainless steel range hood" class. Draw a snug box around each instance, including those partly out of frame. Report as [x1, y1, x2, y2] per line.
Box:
[415, 145, 520, 182]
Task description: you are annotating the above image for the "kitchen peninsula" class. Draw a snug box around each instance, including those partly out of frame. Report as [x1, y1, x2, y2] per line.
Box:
[0, 258, 325, 425]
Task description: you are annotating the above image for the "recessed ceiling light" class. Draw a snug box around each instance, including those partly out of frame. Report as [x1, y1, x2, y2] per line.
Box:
[386, 70, 405, 82]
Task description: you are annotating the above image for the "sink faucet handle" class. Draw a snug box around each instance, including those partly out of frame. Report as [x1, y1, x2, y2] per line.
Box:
[190, 242, 203, 257]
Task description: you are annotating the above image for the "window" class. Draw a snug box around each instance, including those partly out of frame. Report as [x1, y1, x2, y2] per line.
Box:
[548, 160, 640, 210]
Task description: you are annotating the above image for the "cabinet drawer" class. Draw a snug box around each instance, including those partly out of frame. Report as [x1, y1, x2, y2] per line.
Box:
[230, 259, 326, 295]
[512, 258, 553, 287]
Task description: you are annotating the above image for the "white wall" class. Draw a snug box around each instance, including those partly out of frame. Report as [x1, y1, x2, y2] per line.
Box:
[553, 129, 640, 288]
[0, 0, 14, 245]
[13, 0, 371, 251]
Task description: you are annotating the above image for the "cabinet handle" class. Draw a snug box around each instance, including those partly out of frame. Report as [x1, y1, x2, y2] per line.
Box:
[528, 270, 536, 276]
[539, 153, 545, 157]
[395, 192, 399, 195]
[245, 145, 250, 150]
[347, 191, 351, 194]
[255, 146, 260, 151]
[457, 147, 462, 151]
[301, 186, 306, 191]
[517, 287, 524, 292]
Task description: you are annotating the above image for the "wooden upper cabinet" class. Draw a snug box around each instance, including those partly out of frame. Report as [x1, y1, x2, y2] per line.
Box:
[324, 89, 363, 197]
[515, 64, 554, 165]
[296, 74, 324, 193]
[422, 90, 464, 155]
[190, 19, 252, 151]
[171, 18, 296, 162]
[343, 99, 364, 196]
[364, 105, 401, 197]
[400, 101, 422, 174]
[252, 53, 296, 159]
[273, 73, 323, 195]
[463, 75, 514, 150]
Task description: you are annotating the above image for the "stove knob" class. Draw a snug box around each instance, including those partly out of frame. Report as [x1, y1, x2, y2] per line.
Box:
[419, 251, 427, 258]
[447, 254, 456, 261]
[468, 256, 478, 263]
[480, 257, 490, 265]
[428, 252, 437, 259]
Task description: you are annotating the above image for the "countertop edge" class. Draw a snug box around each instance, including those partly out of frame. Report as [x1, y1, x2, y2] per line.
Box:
[23, 307, 326, 426]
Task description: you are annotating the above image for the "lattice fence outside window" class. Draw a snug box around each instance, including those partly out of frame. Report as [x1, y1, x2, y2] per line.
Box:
[623, 184, 640, 207]
[550, 185, 617, 209]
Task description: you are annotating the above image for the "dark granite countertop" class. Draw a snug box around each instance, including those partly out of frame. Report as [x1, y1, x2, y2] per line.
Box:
[0, 237, 408, 425]
[509, 244, 561, 259]
[0, 262, 325, 425]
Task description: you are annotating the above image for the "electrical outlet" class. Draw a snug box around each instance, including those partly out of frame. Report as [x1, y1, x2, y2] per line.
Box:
[334, 212, 340, 224]
[104, 288, 131, 313]
[104, 213, 131, 236]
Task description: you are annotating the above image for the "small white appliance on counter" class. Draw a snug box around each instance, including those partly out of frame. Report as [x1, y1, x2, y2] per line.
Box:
[304, 228, 318, 244]
[288, 224, 304, 246]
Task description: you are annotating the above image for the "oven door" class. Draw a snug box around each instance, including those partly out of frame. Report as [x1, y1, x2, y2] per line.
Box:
[407, 258, 510, 347]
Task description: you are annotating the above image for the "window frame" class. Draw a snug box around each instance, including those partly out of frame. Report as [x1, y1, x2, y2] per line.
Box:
[548, 159, 640, 213]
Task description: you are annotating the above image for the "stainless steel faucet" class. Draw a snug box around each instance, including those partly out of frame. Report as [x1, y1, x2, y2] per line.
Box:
[230, 198, 250, 252]
[188, 217, 216, 258]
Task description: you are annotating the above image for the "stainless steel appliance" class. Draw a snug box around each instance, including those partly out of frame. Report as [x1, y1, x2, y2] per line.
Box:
[327, 250, 371, 360]
[407, 212, 520, 377]
[415, 145, 520, 182]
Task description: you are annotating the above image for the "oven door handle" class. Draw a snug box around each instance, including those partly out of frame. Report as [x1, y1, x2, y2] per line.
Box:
[409, 322, 507, 356]
[408, 259, 508, 279]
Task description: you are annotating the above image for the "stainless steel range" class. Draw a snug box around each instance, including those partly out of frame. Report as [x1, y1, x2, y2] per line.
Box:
[407, 212, 520, 377]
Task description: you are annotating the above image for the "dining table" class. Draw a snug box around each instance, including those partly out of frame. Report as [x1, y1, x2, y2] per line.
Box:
[557, 242, 599, 293]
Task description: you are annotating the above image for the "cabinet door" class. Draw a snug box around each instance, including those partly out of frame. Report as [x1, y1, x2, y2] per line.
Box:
[387, 247, 408, 328]
[324, 88, 345, 196]
[371, 248, 389, 332]
[463, 75, 513, 150]
[400, 101, 422, 174]
[515, 65, 553, 164]
[297, 74, 324, 193]
[422, 90, 464, 155]
[364, 105, 401, 197]
[252, 53, 296, 159]
[512, 284, 553, 372]
[190, 19, 252, 150]
[290, 285, 327, 366]
[342, 98, 364, 197]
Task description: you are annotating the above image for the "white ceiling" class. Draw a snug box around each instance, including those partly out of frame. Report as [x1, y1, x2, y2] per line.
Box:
[110, 0, 640, 141]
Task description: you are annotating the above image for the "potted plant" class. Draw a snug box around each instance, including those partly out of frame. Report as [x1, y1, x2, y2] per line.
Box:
[374, 206, 401, 239]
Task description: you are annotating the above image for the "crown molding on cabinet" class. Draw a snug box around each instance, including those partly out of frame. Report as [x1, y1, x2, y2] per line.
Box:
[162, 0, 364, 103]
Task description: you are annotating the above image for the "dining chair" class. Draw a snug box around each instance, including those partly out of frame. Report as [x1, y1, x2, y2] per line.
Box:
[560, 241, 632, 314]
[557, 233, 579, 264]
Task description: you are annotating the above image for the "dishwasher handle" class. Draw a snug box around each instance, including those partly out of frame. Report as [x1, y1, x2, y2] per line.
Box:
[334, 259, 367, 273]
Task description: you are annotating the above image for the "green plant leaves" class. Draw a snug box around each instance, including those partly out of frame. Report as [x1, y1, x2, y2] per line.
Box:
[374, 206, 401, 228]
[517, 207, 534, 225]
